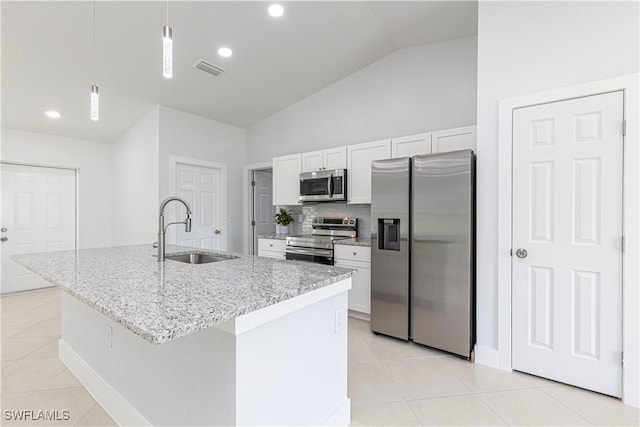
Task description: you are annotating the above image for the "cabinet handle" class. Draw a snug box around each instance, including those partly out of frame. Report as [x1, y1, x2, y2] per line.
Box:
[269, 244, 273, 247]
[353, 252, 357, 256]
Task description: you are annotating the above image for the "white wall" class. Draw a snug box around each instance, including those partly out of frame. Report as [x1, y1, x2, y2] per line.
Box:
[245, 37, 477, 163]
[475, 1, 639, 362]
[111, 107, 160, 246]
[158, 106, 246, 253]
[1, 128, 113, 249]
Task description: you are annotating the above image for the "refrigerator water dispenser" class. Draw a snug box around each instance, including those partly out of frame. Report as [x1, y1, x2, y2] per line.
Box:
[378, 219, 400, 251]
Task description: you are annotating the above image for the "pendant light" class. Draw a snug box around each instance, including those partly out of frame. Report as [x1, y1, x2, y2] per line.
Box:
[90, 0, 99, 121]
[163, 0, 173, 78]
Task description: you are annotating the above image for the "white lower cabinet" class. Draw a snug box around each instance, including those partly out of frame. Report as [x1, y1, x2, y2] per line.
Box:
[258, 238, 286, 260]
[334, 245, 371, 315]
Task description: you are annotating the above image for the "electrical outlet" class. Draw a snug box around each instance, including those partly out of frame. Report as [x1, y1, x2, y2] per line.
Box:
[105, 325, 113, 349]
[334, 307, 346, 333]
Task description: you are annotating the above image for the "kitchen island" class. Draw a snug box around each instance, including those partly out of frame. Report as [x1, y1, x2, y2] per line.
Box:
[13, 245, 354, 426]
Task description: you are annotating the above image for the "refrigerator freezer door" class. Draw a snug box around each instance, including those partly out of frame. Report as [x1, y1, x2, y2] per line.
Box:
[411, 150, 475, 358]
[371, 157, 410, 340]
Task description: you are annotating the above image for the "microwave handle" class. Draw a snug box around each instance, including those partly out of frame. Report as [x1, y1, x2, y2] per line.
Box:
[328, 173, 333, 197]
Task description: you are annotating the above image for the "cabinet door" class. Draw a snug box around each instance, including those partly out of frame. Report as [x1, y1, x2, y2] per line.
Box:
[334, 258, 371, 314]
[391, 132, 431, 158]
[323, 146, 347, 170]
[432, 125, 476, 153]
[347, 140, 391, 204]
[273, 154, 302, 205]
[301, 150, 324, 172]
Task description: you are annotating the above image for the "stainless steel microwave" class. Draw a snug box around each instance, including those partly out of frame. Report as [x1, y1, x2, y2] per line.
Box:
[299, 169, 347, 202]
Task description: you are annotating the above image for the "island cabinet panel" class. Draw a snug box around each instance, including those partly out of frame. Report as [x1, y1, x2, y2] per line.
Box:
[334, 245, 371, 315]
[257, 238, 286, 259]
[273, 153, 302, 206]
[59, 281, 352, 426]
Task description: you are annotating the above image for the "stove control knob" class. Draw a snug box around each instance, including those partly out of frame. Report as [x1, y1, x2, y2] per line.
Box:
[349, 219, 355, 225]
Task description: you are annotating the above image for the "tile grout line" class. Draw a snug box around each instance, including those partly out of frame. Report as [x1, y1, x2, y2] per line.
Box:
[538, 386, 597, 426]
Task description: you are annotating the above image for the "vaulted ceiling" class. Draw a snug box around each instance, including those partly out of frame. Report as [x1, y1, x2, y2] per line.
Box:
[1, 1, 478, 143]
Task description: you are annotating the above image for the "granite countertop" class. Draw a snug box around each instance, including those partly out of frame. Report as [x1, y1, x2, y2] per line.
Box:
[259, 234, 371, 247]
[257, 233, 287, 240]
[12, 245, 355, 345]
[333, 238, 371, 247]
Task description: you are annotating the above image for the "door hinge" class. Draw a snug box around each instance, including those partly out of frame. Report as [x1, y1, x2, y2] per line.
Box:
[622, 120, 627, 136]
[510, 249, 513, 257]
[621, 351, 625, 367]
[251, 180, 256, 187]
[251, 220, 255, 226]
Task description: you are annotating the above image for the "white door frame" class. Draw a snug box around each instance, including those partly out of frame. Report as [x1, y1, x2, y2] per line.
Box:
[168, 156, 228, 250]
[243, 161, 273, 255]
[497, 73, 639, 407]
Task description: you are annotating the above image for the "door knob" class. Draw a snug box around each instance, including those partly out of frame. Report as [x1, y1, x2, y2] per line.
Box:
[515, 248, 528, 258]
[215, 230, 221, 235]
[1, 237, 8, 242]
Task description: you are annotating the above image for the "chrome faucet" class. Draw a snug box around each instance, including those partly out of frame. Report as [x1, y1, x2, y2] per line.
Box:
[158, 196, 192, 262]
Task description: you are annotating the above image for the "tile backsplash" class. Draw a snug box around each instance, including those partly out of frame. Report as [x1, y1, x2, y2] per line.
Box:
[278, 203, 371, 238]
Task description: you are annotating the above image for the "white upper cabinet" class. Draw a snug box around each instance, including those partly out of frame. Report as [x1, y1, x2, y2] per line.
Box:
[347, 139, 391, 204]
[432, 125, 477, 153]
[273, 153, 301, 206]
[323, 147, 347, 170]
[301, 147, 347, 172]
[391, 132, 432, 158]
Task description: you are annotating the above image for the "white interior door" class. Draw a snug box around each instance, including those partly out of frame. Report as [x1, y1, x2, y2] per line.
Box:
[512, 91, 624, 397]
[174, 163, 224, 250]
[1, 163, 76, 294]
[252, 170, 275, 255]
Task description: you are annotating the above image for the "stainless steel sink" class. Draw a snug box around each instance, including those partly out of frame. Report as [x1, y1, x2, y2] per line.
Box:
[165, 252, 239, 265]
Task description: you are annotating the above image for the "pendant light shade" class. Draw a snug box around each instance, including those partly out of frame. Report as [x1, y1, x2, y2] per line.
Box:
[163, 25, 173, 78]
[90, 84, 99, 121]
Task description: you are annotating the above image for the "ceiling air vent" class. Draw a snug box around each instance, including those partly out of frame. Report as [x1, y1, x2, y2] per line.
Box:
[193, 59, 224, 77]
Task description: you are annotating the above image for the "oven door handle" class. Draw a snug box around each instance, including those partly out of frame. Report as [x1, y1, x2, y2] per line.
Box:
[285, 247, 333, 257]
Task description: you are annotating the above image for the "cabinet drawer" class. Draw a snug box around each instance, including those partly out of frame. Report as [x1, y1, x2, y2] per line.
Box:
[334, 245, 371, 263]
[258, 238, 286, 253]
[258, 250, 286, 260]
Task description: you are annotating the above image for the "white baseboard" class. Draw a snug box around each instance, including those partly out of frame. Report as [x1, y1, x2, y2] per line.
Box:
[474, 344, 501, 369]
[59, 340, 150, 427]
[347, 310, 370, 322]
[322, 398, 351, 426]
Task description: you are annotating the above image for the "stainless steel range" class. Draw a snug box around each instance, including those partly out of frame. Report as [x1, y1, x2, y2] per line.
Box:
[285, 217, 358, 265]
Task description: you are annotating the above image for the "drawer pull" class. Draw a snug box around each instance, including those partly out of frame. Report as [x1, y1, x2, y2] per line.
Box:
[270, 244, 273, 247]
[353, 252, 357, 256]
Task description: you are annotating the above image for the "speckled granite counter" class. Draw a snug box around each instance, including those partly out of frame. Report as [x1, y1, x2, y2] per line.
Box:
[333, 238, 371, 247]
[257, 233, 287, 240]
[12, 245, 354, 344]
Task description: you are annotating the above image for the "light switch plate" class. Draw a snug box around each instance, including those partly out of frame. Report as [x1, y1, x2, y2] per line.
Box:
[105, 325, 113, 349]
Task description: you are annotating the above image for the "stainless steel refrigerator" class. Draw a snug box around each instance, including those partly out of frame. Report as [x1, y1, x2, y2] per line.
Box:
[371, 149, 475, 359]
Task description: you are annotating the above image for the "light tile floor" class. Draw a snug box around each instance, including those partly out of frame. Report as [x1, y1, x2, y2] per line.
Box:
[1, 287, 638, 426]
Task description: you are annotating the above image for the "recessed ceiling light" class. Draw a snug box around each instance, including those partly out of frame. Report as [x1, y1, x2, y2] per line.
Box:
[268, 4, 284, 18]
[217, 47, 233, 58]
[45, 110, 61, 119]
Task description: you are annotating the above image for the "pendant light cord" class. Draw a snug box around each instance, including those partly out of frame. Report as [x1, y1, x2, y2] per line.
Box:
[166, 0, 169, 25]
[92, 0, 96, 74]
